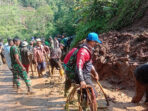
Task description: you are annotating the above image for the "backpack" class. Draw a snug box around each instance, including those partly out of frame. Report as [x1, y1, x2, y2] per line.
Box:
[20, 47, 30, 65]
[64, 48, 79, 80]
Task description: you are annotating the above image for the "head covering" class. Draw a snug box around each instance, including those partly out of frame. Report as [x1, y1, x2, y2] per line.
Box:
[21, 41, 28, 47]
[87, 32, 102, 44]
[36, 38, 41, 42]
[49, 36, 53, 39]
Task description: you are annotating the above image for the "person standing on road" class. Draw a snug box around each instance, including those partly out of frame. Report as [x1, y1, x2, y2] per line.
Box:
[54, 37, 60, 48]
[64, 32, 101, 97]
[20, 41, 30, 73]
[3, 39, 15, 87]
[48, 37, 54, 50]
[33, 38, 47, 77]
[10, 37, 33, 94]
[50, 43, 64, 74]
[28, 41, 36, 77]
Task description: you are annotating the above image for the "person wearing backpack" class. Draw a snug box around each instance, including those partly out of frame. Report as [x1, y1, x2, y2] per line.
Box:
[33, 38, 47, 78]
[63, 32, 102, 97]
[20, 41, 30, 73]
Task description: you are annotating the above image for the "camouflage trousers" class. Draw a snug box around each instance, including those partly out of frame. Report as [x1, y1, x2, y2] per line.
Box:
[12, 64, 31, 88]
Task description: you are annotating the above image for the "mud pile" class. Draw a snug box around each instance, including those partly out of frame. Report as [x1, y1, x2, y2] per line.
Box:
[93, 31, 148, 88]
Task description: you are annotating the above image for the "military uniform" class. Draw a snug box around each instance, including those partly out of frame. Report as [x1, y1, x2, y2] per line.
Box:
[10, 46, 31, 89]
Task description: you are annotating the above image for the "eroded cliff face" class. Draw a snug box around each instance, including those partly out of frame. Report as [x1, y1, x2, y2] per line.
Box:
[93, 30, 148, 88]
[92, 8, 148, 88]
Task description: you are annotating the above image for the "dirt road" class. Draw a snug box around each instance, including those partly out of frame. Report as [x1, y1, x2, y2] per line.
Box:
[0, 64, 147, 111]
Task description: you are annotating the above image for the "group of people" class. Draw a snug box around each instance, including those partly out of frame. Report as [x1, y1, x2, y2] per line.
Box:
[0, 35, 66, 94]
[0, 32, 147, 108]
[63, 32, 148, 105]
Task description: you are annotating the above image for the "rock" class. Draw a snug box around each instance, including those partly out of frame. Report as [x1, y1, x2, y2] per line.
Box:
[93, 31, 148, 88]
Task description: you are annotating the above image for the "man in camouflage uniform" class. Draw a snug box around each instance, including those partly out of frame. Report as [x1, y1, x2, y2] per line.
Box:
[10, 37, 33, 94]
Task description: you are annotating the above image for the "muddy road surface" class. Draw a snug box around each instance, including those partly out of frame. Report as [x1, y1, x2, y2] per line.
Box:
[0, 64, 147, 111]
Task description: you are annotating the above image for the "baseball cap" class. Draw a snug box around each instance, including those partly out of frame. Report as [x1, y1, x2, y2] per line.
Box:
[87, 32, 102, 44]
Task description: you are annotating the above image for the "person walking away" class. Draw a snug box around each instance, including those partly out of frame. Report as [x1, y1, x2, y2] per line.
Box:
[132, 63, 148, 104]
[50, 43, 64, 75]
[54, 37, 60, 48]
[20, 41, 30, 73]
[10, 37, 33, 94]
[3, 39, 16, 87]
[63, 32, 101, 99]
[33, 38, 47, 78]
[28, 41, 36, 77]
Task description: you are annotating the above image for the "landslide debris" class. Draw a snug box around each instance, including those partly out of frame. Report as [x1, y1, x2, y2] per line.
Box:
[93, 31, 148, 88]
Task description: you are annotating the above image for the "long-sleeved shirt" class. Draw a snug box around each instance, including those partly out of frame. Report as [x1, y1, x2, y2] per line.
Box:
[64, 44, 93, 82]
[54, 39, 59, 48]
[76, 45, 93, 82]
[63, 48, 77, 64]
[3, 44, 12, 69]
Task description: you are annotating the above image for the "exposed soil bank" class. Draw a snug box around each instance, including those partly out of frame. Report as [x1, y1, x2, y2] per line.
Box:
[93, 9, 148, 88]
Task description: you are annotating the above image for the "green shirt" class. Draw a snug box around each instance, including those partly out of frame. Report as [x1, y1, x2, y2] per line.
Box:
[10, 46, 21, 65]
[45, 41, 50, 46]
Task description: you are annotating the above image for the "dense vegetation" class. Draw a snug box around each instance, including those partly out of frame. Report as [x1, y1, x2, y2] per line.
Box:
[0, 0, 146, 46]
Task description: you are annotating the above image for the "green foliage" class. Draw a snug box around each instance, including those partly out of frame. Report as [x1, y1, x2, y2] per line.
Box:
[110, 0, 141, 29]
[0, 0, 55, 40]
[0, 0, 146, 45]
[71, 0, 118, 47]
[0, 4, 24, 39]
[71, 0, 146, 47]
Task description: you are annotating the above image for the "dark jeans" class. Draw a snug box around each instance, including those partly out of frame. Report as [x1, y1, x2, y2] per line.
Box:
[37, 62, 46, 71]
[50, 58, 60, 70]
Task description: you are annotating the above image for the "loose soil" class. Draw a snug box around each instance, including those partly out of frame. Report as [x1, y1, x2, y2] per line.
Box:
[0, 64, 147, 111]
[93, 8, 148, 88]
